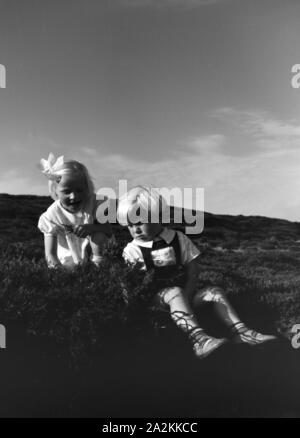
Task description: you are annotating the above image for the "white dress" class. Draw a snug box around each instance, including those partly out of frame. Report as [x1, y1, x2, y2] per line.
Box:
[38, 196, 102, 269]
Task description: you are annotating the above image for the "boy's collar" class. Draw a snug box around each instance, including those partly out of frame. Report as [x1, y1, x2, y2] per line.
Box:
[133, 227, 176, 248]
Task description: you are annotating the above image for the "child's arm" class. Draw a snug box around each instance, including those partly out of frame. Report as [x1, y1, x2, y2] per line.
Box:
[72, 223, 112, 238]
[44, 234, 61, 268]
[72, 195, 114, 238]
[183, 257, 201, 303]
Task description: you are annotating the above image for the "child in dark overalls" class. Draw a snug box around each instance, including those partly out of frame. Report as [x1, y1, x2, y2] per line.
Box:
[118, 186, 276, 359]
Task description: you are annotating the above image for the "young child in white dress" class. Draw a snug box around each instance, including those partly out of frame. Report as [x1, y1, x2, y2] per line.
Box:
[117, 186, 276, 359]
[38, 153, 111, 269]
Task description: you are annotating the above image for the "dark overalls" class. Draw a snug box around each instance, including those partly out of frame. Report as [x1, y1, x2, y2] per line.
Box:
[137, 231, 186, 291]
[138, 232, 194, 332]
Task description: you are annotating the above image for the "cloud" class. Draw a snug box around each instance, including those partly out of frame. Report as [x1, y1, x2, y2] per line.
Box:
[207, 107, 300, 218]
[4, 109, 300, 221]
[80, 147, 99, 158]
[78, 134, 227, 190]
[213, 107, 300, 154]
[185, 134, 225, 154]
[78, 111, 300, 221]
[41, 122, 300, 221]
[0, 169, 45, 196]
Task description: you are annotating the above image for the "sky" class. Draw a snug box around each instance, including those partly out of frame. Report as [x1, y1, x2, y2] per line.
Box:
[0, 0, 300, 220]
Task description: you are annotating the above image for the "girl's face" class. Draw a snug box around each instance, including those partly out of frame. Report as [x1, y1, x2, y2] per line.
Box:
[56, 173, 88, 213]
[128, 222, 163, 242]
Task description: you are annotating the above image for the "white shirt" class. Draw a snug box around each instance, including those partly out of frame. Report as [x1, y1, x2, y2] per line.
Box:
[38, 195, 102, 268]
[123, 228, 200, 270]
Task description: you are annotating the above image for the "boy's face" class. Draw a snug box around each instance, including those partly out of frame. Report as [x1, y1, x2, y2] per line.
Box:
[56, 174, 88, 213]
[128, 222, 163, 242]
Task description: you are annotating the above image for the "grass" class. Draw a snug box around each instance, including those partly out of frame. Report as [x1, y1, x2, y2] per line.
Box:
[0, 194, 300, 417]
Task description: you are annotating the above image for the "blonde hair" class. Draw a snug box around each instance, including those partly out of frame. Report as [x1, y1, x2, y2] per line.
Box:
[41, 157, 95, 201]
[117, 185, 167, 226]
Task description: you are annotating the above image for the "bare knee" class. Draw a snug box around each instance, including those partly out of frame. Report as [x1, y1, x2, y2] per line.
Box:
[193, 286, 226, 305]
[161, 286, 183, 305]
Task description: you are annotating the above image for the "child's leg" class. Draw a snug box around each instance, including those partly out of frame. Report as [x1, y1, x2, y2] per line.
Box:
[157, 287, 227, 358]
[90, 232, 108, 265]
[193, 286, 276, 344]
[193, 286, 241, 327]
[161, 287, 200, 332]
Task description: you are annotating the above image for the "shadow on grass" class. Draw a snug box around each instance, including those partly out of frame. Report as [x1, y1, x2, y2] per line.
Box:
[0, 325, 298, 418]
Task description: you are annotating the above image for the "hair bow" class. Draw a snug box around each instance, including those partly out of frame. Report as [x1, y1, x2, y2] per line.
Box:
[40, 153, 65, 180]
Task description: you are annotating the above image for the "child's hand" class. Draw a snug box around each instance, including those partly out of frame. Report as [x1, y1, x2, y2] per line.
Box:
[47, 259, 63, 270]
[73, 224, 95, 238]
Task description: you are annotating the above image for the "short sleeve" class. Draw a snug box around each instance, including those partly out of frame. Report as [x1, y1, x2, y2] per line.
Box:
[177, 231, 200, 265]
[38, 213, 59, 236]
[122, 243, 146, 269]
[122, 247, 134, 264]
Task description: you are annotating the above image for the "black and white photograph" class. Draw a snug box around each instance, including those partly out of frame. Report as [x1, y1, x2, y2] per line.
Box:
[0, 0, 300, 419]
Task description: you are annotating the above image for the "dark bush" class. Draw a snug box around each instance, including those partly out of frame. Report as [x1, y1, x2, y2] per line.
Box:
[0, 239, 161, 365]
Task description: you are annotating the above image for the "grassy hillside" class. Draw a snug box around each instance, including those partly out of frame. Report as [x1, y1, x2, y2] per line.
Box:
[2, 193, 300, 247]
[0, 193, 300, 417]
[1, 193, 300, 334]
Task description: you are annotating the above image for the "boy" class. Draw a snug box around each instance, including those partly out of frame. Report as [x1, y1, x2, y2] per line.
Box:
[118, 186, 276, 359]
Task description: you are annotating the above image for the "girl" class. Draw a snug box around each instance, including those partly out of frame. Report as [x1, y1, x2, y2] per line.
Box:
[118, 186, 276, 359]
[38, 153, 111, 269]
